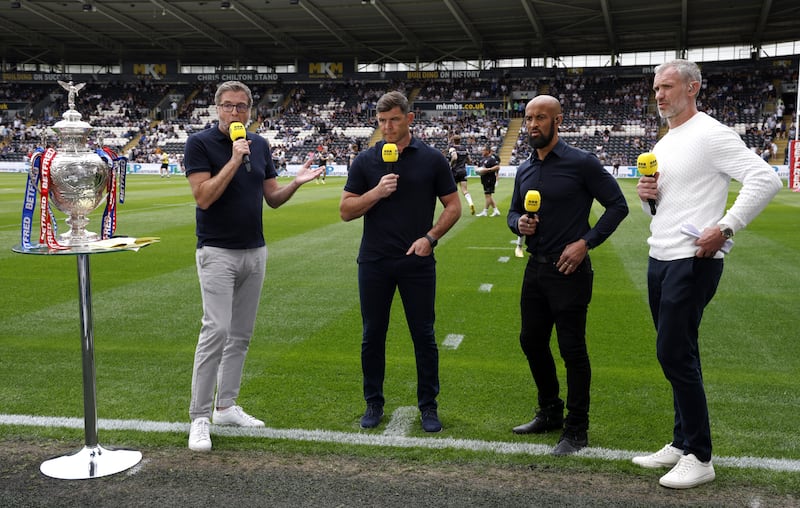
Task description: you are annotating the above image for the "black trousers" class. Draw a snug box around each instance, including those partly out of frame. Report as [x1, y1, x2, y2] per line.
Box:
[358, 255, 439, 411]
[519, 256, 594, 431]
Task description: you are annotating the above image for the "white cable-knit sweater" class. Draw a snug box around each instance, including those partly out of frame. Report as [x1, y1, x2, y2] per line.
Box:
[647, 112, 783, 261]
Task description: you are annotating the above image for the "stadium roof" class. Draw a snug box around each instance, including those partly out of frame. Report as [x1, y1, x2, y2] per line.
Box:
[1, 0, 799, 69]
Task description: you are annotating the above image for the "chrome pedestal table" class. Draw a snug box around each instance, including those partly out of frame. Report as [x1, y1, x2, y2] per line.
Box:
[13, 243, 143, 480]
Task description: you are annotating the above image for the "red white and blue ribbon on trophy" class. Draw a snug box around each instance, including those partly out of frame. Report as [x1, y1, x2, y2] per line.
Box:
[21, 146, 128, 250]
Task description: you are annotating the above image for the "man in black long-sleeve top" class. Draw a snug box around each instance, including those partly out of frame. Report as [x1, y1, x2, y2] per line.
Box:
[507, 95, 629, 456]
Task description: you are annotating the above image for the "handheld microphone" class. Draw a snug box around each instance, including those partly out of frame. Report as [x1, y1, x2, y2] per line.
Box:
[637, 152, 658, 215]
[382, 142, 398, 173]
[228, 122, 250, 172]
[524, 189, 541, 218]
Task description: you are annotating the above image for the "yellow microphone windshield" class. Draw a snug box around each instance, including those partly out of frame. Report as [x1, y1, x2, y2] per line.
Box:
[382, 143, 399, 163]
[524, 190, 541, 213]
[637, 152, 658, 176]
[229, 122, 246, 141]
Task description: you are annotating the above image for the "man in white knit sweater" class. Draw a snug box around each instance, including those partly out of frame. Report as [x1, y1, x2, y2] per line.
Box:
[633, 59, 782, 489]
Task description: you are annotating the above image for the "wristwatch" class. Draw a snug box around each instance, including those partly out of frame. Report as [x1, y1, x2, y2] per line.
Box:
[424, 234, 438, 248]
[718, 224, 734, 239]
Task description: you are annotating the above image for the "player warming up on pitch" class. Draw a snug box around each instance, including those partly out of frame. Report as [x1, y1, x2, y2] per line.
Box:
[448, 135, 475, 215]
[475, 145, 502, 217]
[340, 91, 461, 434]
[507, 95, 628, 456]
[632, 59, 781, 489]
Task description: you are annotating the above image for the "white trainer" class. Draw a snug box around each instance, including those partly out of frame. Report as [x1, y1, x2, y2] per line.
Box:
[632, 443, 683, 468]
[188, 417, 212, 452]
[490, 209, 501, 217]
[659, 453, 715, 489]
[212, 405, 265, 427]
[475, 210, 488, 217]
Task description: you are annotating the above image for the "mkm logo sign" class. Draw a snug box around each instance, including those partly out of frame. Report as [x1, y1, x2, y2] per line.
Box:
[308, 62, 343, 79]
[133, 64, 167, 80]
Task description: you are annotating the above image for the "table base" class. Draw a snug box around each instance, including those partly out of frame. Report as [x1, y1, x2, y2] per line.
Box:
[40, 444, 142, 480]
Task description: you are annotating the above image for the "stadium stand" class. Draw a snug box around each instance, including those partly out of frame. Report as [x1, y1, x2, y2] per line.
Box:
[1, 64, 796, 169]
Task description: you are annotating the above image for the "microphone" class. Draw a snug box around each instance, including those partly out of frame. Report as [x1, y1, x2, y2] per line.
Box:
[228, 122, 250, 172]
[637, 152, 658, 215]
[524, 189, 541, 218]
[382, 142, 398, 173]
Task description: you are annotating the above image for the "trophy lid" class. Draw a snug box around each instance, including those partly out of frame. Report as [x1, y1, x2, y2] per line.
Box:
[51, 81, 93, 139]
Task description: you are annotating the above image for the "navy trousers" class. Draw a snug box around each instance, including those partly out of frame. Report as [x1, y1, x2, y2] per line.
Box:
[358, 255, 439, 411]
[648, 256, 723, 463]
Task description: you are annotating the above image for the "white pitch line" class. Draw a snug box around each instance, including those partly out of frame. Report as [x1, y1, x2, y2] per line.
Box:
[442, 334, 464, 349]
[2, 414, 799, 472]
[498, 256, 510, 263]
[442, 333, 464, 349]
[383, 406, 417, 436]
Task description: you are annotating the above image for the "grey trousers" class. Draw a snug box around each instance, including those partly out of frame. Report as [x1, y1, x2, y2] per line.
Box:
[189, 245, 267, 421]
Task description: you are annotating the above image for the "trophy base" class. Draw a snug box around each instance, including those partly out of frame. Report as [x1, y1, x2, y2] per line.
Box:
[40, 444, 142, 480]
[58, 229, 99, 246]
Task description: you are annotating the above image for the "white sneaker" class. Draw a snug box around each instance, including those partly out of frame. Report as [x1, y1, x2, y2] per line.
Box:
[188, 417, 212, 452]
[514, 245, 524, 258]
[632, 443, 683, 468]
[475, 210, 488, 217]
[491, 209, 501, 217]
[659, 453, 715, 489]
[212, 405, 265, 427]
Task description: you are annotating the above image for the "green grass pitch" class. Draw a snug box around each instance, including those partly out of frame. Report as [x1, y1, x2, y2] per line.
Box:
[0, 172, 798, 492]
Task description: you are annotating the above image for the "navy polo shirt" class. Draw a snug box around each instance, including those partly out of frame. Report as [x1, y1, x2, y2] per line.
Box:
[344, 137, 456, 262]
[184, 124, 278, 249]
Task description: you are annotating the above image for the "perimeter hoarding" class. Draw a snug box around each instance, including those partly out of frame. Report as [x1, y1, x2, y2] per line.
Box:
[790, 140, 799, 192]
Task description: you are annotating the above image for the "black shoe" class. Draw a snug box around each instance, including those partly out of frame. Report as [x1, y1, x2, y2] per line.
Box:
[421, 408, 442, 433]
[551, 431, 588, 456]
[512, 408, 564, 434]
[360, 404, 383, 429]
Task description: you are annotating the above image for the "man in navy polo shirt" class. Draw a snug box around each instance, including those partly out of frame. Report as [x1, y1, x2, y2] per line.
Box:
[184, 81, 323, 452]
[340, 91, 461, 433]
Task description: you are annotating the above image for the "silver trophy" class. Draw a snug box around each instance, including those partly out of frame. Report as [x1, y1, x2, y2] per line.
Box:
[48, 81, 110, 246]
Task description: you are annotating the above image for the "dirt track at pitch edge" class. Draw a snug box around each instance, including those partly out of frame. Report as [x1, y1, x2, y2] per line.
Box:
[2, 438, 798, 507]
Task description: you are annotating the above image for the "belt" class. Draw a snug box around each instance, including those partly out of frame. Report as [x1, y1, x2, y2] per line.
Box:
[532, 253, 559, 264]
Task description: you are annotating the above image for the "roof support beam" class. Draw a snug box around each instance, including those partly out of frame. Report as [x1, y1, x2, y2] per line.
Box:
[442, 0, 482, 49]
[372, 1, 421, 47]
[752, 0, 774, 50]
[680, 0, 688, 55]
[520, 0, 555, 57]
[298, 0, 359, 49]
[229, 3, 298, 53]
[149, 0, 239, 54]
[599, 0, 617, 56]
[18, 1, 117, 54]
